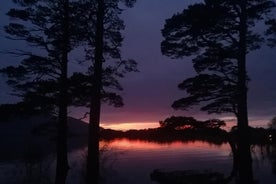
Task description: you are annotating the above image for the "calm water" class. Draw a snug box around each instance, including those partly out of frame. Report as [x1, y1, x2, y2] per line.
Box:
[68, 139, 276, 184]
[1, 139, 276, 183]
[100, 140, 233, 184]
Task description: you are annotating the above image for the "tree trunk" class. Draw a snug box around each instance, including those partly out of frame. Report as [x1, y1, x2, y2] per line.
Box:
[55, 1, 70, 183]
[236, 0, 253, 183]
[87, 1, 104, 184]
[228, 135, 238, 178]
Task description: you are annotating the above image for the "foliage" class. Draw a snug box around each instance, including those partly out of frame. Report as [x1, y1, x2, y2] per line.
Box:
[159, 116, 225, 130]
[69, 0, 138, 108]
[266, 18, 276, 47]
[161, 0, 275, 116]
[159, 116, 197, 130]
[0, 0, 75, 113]
[172, 73, 238, 115]
[0, 0, 138, 113]
[78, 1, 137, 183]
[2, 1, 76, 183]
[268, 116, 276, 129]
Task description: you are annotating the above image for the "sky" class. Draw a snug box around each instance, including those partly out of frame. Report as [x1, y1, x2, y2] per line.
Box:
[0, 0, 276, 128]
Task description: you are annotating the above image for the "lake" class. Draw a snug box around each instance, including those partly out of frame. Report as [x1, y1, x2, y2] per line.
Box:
[1, 138, 276, 183]
[68, 139, 276, 184]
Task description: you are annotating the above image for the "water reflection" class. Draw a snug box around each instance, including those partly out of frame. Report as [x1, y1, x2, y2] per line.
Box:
[263, 144, 276, 175]
[102, 139, 229, 151]
[96, 139, 276, 184]
[97, 139, 232, 184]
[1, 139, 276, 184]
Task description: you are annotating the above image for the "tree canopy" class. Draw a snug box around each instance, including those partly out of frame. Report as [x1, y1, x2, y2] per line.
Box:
[161, 0, 275, 117]
[266, 18, 276, 47]
[159, 116, 226, 130]
[162, 2, 275, 182]
[0, 0, 138, 114]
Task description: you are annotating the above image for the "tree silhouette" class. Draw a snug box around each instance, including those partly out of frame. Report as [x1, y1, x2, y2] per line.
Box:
[162, 0, 274, 120]
[159, 116, 198, 130]
[172, 73, 238, 116]
[1, 1, 137, 183]
[75, 0, 136, 183]
[159, 116, 225, 130]
[161, 0, 275, 183]
[268, 116, 276, 129]
[1, 0, 77, 183]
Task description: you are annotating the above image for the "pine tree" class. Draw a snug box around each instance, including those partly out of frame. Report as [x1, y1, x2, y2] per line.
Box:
[161, 0, 275, 183]
[2, 0, 75, 183]
[73, 0, 137, 183]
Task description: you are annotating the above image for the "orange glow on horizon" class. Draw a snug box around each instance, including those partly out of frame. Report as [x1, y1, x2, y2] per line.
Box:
[101, 122, 159, 130]
[72, 111, 269, 131]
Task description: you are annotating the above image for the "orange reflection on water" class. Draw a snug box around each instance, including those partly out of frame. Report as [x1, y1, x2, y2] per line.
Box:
[102, 139, 163, 150]
[101, 138, 230, 153]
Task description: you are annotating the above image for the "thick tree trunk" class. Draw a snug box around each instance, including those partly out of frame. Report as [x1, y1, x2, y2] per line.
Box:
[87, 1, 104, 184]
[228, 135, 238, 178]
[55, 95, 69, 184]
[55, 1, 70, 184]
[236, 0, 253, 183]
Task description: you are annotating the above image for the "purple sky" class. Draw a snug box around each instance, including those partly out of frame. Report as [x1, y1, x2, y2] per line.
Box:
[1, 0, 276, 127]
[100, 0, 276, 126]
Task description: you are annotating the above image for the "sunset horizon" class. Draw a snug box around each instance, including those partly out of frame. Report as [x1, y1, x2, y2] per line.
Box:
[0, 0, 276, 183]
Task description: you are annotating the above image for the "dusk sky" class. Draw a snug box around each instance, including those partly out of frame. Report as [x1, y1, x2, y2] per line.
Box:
[0, 0, 276, 128]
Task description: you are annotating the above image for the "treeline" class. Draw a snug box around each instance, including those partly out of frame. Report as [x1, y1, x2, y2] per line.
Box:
[100, 125, 276, 145]
[101, 127, 228, 145]
[100, 115, 276, 146]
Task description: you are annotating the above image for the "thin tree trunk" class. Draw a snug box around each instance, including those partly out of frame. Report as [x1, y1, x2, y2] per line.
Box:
[55, 0, 70, 183]
[87, 1, 104, 184]
[236, 0, 253, 183]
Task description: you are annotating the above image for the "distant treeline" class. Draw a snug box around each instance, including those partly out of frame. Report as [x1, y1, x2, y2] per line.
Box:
[100, 126, 276, 146]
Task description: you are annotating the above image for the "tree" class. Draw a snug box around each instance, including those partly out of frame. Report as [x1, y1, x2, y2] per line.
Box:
[200, 119, 226, 129]
[159, 116, 225, 130]
[172, 73, 238, 116]
[161, 0, 275, 183]
[75, 0, 137, 183]
[1, 1, 137, 183]
[1, 0, 75, 183]
[162, 0, 274, 122]
[159, 116, 197, 130]
[268, 116, 276, 129]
